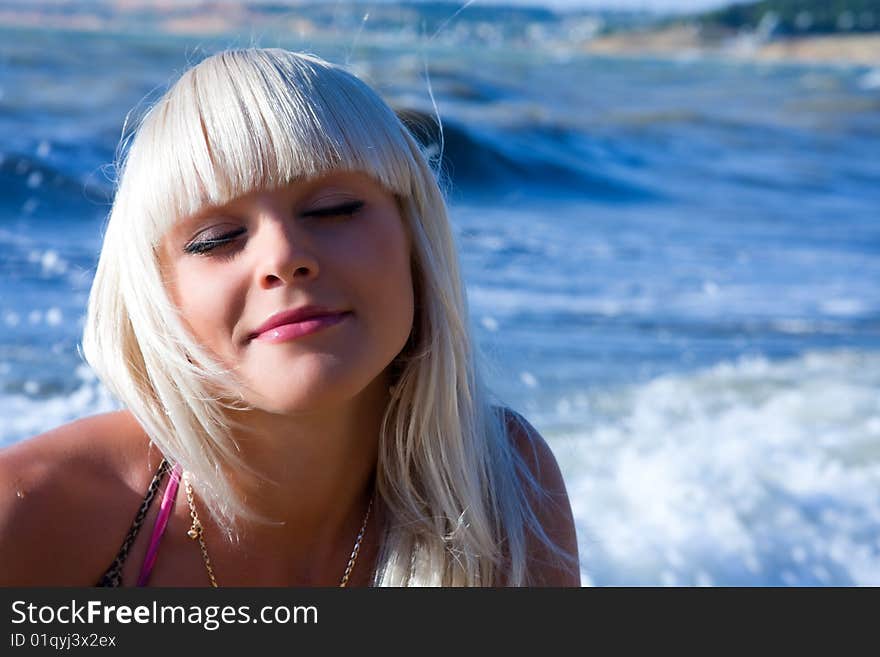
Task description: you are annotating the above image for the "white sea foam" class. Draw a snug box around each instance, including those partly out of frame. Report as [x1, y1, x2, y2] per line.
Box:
[26, 249, 69, 277]
[467, 282, 878, 323]
[468, 284, 654, 318]
[547, 349, 880, 586]
[45, 307, 63, 326]
[26, 171, 43, 189]
[0, 366, 120, 446]
[858, 68, 880, 90]
[819, 298, 867, 317]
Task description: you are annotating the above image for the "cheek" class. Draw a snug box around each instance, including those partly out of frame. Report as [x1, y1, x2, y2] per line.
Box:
[166, 263, 246, 357]
[349, 223, 414, 339]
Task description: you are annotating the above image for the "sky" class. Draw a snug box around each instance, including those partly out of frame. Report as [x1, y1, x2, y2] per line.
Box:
[458, 0, 739, 12]
[6, 0, 744, 16]
[242, 0, 744, 15]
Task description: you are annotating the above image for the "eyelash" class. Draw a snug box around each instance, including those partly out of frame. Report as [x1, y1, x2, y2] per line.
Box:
[183, 201, 365, 255]
[184, 227, 246, 255]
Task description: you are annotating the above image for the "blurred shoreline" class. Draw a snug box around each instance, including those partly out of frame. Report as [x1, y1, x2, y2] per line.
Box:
[583, 25, 880, 67]
[1, 1, 877, 68]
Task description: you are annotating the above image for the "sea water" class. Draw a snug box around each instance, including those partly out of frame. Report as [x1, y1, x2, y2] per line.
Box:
[1, 27, 878, 585]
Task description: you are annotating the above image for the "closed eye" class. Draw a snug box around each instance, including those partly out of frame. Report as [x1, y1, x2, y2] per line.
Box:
[182, 200, 364, 255]
[184, 227, 247, 255]
[301, 200, 364, 219]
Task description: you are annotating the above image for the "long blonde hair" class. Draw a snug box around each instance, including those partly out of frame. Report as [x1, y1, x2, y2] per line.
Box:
[82, 48, 565, 585]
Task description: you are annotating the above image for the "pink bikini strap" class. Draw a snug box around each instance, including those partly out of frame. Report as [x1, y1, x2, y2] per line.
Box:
[136, 462, 183, 586]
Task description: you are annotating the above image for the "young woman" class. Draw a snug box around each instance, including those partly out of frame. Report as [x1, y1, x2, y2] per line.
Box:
[0, 49, 579, 587]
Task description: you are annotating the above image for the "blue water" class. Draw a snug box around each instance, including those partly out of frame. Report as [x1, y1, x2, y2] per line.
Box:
[1, 27, 879, 586]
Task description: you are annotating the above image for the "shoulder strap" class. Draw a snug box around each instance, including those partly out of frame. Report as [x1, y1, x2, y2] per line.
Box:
[95, 458, 171, 587]
[135, 462, 182, 586]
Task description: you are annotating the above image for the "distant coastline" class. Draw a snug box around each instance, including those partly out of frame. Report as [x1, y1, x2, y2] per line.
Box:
[582, 26, 880, 66]
[0, 1, 877, 68]
[583, 0, 880, 66]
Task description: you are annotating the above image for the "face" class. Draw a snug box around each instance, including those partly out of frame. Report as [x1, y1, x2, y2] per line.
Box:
[158, 170, 414, 415]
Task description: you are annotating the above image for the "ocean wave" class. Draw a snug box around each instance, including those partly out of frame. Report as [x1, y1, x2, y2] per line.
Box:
[549, 349, 880, 586]
[466, 282, 880, 332]
[0, 152, 112, 213]
[396, 107, 653, 199]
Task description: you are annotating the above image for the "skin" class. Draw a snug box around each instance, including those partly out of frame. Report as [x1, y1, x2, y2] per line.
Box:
[0, 170, 580, 586]
[156, 169, 415, 585]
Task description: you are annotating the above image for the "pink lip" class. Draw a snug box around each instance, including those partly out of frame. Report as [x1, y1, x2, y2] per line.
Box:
[250, 304, 348, 337]
[250, 311, 350, 343]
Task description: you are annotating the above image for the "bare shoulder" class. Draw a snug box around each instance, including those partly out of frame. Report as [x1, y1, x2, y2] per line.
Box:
[501, 408, 581, 587]
[0, 411, 158, 585]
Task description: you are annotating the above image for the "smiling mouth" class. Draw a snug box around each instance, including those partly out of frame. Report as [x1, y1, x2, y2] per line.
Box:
[249, 311, 351, 344]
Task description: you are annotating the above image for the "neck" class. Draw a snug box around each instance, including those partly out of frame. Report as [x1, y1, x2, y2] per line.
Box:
[198, 371, 390, 581]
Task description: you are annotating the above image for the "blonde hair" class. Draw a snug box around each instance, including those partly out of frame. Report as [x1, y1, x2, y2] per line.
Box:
[82, 48, 567, 586]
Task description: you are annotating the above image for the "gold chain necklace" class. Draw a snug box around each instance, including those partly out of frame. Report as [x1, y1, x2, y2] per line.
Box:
[183, 474, 373, 587]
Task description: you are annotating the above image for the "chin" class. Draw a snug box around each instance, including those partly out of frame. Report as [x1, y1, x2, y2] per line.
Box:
[247, 382, 343, 415]
[246, 368, 382, 416]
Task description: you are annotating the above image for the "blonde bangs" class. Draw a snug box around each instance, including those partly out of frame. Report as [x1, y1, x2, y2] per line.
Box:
[115, 49, 417, 247]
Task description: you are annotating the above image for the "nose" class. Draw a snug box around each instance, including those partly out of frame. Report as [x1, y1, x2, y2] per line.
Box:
[253, 210, 320, 289]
